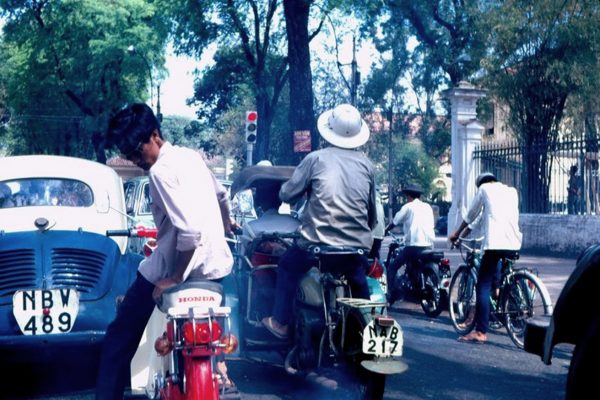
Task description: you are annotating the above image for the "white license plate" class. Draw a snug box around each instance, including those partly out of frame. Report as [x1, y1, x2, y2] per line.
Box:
[362, 319, 403, 356]
[13, 289, 80, 335]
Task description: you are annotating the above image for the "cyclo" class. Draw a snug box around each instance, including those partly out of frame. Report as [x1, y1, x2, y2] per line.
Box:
[229, 165, 407, 399]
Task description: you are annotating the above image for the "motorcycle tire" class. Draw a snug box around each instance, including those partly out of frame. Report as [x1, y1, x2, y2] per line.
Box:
[420, 267, 443, 318]
[334, 308, 387, 400]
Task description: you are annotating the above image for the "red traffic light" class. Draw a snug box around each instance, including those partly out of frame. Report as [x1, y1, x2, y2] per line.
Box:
[247, 111, 257, 122]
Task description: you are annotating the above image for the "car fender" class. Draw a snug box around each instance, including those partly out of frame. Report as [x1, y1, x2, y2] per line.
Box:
[543, 244, 600, 363]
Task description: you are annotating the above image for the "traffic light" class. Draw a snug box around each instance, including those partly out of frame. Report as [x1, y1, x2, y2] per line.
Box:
[245, 111, 258, 143]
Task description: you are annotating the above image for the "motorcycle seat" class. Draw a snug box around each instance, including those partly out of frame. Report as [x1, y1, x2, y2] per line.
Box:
[307, 244, 365, 256]
[157, 279, 225, 314]
[419, 250, 445, 263]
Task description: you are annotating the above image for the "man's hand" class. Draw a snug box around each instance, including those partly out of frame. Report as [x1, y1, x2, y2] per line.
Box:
[384, 224, 394, 236]
[153, 277, 180, 302]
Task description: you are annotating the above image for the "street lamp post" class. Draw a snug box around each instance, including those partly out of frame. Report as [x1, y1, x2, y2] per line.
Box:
[127, 45, 155, 113]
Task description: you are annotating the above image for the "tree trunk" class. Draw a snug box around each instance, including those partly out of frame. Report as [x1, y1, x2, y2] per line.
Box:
[283, 0, 316, 164]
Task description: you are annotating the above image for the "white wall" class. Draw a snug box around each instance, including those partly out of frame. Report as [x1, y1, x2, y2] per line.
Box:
[520, 214, 600, 257]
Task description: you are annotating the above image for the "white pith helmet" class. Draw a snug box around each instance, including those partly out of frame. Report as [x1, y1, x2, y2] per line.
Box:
[316, 104, 370, 149]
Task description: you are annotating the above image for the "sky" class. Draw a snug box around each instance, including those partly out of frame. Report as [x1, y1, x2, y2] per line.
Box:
[158, 45, 216, 119]
[158, 38, 382, 119]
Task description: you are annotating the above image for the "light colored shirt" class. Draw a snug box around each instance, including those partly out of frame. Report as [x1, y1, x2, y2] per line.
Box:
[280, 146, 376, 250]
[372, 193, 386, 240]
[240, 208, 300, 253]
[392, 198, 435, 247]
[139, 142, 233, 284]
[464, 181, 522, 251]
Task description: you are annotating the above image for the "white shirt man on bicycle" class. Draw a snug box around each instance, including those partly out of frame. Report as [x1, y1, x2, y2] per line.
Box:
[449, 172, 523, 343]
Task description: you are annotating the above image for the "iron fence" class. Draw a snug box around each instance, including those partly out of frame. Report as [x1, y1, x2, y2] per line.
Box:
[473, 138, 600, 215]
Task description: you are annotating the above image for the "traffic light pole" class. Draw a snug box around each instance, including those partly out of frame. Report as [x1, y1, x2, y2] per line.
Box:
[246, 143, 253, 166]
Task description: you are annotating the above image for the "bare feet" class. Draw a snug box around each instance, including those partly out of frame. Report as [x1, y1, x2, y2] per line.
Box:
[458, 330, 487, 343]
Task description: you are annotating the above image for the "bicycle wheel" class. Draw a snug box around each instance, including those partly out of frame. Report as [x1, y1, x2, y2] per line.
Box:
[502, 270, 553, 349]
[420, 268, 443, 318]
[448, 266, 477, 335]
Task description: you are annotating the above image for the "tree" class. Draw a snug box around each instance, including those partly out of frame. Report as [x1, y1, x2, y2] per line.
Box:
[0, 0, 169, 161]
[481, 0, 600, 212]
[383, 0, 487, 86]
[162, 0, 289, 164]
[283, 0, 318, 160]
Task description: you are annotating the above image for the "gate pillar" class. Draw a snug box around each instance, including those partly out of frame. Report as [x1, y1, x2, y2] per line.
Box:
[442, 81, 487, 234]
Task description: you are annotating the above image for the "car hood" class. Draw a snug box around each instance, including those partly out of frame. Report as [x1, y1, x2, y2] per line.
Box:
[0, 230, 124, 305]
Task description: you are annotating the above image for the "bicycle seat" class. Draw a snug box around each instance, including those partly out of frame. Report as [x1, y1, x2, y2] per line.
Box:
[502, 251, 520, 261]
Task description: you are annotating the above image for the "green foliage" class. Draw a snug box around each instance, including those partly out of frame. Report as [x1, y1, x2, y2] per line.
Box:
[382, 0, 488, 86]
[389, 138, 439, 209]
[480, 0, 600, 212]
[0, 0, 169, 160]
[419, 116, 450, 162]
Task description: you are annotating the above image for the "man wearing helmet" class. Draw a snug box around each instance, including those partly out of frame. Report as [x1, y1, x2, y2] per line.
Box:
[449, 172, 522, 343]
[261, 104, 377, 339]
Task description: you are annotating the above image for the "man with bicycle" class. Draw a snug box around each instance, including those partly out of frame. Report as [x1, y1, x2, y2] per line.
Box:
[449, 172, 522, 343]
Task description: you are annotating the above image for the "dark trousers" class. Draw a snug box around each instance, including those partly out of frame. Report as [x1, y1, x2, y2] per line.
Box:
[475, 250, 515, 333]
[273, 244, 370, 326]
[387, 246, 430, 288]
[96, 273, 156, 400]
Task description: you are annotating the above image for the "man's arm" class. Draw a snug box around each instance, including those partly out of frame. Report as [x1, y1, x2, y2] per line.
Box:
[449, 220, 470, 243]
[153, 249, 194, 301]
[209, 171, 238, 235]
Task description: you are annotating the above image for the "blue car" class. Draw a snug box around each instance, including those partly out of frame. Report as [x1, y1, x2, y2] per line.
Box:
[0, 155, 142, 395]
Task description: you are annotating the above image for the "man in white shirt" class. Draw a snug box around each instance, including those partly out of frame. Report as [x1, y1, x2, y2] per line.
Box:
[449, 172, 522, 344]
[385, 183, 435, 303]
[96, 103, 235, 399]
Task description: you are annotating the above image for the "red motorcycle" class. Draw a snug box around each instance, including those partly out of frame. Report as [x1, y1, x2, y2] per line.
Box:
[107, 228, 238, 400]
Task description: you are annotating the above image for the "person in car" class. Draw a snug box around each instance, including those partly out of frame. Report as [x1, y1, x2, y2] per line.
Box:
[449, 172, 522, 344]
[0, 183, 14, 208]
[384, 183, 436, 303]
[96, 103, 237, 399]
[261, 103, 377, 339]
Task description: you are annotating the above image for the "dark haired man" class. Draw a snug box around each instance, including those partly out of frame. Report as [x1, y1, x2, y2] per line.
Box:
[449, 172, 522, 343]
[96, 103, 236, 399]
[384, 183, 436, 303]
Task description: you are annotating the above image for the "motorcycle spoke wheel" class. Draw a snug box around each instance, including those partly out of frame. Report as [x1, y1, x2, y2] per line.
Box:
[420, 269, 443, 317]
[334, 309, 387, 400]
[448, 267, 477, 335]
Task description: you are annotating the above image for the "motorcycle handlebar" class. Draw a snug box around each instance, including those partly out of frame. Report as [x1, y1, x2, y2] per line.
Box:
[106, 227, 158, 238]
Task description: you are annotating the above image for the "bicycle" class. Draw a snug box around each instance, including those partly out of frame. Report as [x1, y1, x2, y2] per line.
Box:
[448, 237, 553, 348]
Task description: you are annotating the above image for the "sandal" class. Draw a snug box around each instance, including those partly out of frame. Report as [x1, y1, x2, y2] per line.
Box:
[219, 379, 240, 399]
[262, 316, 288, 339]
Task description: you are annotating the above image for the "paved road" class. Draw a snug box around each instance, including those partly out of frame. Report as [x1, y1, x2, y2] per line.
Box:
[21, 236, 580, 400]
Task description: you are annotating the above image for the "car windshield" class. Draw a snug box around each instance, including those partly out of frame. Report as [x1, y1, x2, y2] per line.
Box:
[0, 178, 93, 208]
